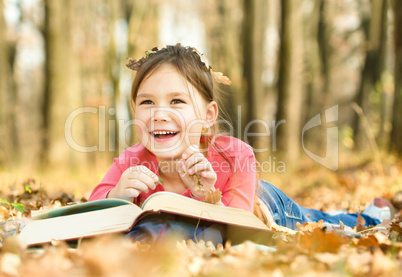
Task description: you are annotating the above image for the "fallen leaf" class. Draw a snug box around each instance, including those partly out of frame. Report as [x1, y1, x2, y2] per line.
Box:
[299, 228, 349, 253]
[296, 220, 324, 232]
[356, 213, 367, 232]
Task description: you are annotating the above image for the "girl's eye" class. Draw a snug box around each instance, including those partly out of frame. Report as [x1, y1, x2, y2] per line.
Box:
[140, 100, 153, 105]
[171, 99, 184, 104]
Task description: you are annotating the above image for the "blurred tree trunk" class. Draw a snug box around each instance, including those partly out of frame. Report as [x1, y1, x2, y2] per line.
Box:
[74, 0, 111, 169]
[353, 0, 387, 150]
[125, 0, 159, 149]
[202, 0, 244, 134]
[0, 0, 9, 165]
[243, 0, 268, 161]
[377, 0, 391, 147]
[303, 0, 326, 151]
[276, 0, 305, 165]
[127, 0, 159, 57]
[107, 0, 124, 156]
[41, 0, 82, 169]
[0, 0, 18, 167]
[305, 0, 325, 109]
[390, 0, 402, 155]
[0, 0, 11, 165]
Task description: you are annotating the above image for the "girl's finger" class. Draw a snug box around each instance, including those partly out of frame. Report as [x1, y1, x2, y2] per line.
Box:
[126, 167, 158, 189]
[178, 160, 196, 188]
[181, 144, 199, 160]
[124, 188, 141, 200]
[188, 160, 212, 175]
[178, 160, 190, 179]
[199, 170, 217, 181]
[128, 179, 150, 193]
[135, 173, 157, 190]
[128, 166, 159, 183]
[183, 153, 206, 172]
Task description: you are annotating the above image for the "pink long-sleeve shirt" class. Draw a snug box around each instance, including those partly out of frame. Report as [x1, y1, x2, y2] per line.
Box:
[88, 136, 257, 212]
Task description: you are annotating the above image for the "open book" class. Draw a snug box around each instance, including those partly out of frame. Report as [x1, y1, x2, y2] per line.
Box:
[19, 192, 274, 246]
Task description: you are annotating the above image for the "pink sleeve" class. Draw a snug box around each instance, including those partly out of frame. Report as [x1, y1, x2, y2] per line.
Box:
[220, 151, 256, 212]
[222, 155, 256, 211]
[88, 158, 124, 201]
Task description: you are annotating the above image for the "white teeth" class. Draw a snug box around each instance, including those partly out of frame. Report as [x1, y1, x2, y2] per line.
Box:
[153, 131, 177, 135]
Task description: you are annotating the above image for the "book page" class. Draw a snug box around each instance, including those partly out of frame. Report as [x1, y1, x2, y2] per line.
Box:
[31, 198, 134, 220]
[20, 204, 142, 246]
[141, 192, 269, 230]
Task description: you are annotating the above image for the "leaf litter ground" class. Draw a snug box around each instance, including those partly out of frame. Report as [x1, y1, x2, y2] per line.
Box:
[1, 159, 402, 276]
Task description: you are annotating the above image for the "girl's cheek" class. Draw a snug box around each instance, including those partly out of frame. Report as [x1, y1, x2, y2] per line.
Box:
[135, 126, 142, 140]
[135, 125, 151, 148]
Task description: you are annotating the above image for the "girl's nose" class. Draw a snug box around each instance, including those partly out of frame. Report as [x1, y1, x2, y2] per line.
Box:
[152, 108, 172, 122]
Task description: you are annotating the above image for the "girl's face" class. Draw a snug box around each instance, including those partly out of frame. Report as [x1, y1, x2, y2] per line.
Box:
[134, 64, 218, 160]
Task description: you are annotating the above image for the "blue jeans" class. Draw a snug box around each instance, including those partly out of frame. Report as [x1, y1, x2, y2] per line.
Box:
[257, 180, 380, 229]
[127, 214, 224, 245]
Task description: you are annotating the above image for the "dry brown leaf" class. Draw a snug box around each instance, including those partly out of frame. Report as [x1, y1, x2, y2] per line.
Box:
[211, 71, 232, 85]
[299, 228, 350, 253]
[390, 222, 402, 235]
[373, 232, 392, 245]
[271, 223, 297, 235]
[0, 206, 11, 220]
[356, 213, 367, 232]
[204, 189, 222, 205]
[355, 234, 380, 248]
[296, 220, 324, 232]
[189, 174, 204, 192]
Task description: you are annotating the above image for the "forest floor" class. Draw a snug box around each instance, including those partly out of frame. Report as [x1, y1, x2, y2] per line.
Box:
[0, 153, 401, 276]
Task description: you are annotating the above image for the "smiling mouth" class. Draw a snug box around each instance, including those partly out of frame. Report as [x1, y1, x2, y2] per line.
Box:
[151, 131, 179, 139]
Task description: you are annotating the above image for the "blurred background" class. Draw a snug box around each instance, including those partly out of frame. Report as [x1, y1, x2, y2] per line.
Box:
[0, 0, 401, 200]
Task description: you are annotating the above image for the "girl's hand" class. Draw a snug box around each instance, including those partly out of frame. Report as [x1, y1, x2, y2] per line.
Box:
[178, 145, 217, 197]
[107, 166, 159, 202]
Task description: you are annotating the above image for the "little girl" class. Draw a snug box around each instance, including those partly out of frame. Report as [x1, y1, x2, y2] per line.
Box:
[89, 44, 393, 244]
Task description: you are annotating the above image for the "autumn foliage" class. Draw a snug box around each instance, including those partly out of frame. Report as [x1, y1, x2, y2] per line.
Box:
[1, 160, 402, 276]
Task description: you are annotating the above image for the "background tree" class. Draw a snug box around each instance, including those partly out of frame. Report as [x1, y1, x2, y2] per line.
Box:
[0, 0, 400, 175]
[126, 0, 159, 148]
[0, 0, 12, 167]
[42, 0, 83, 169]
[303, 0, 327, 152]
[276, 0, 305, 165]
[242, 0, 270, 162]
[353, 0, 388, 149]
[390, 0, 402, 155]
[202, 0, 243, 135]
[0, 0, 18, 168]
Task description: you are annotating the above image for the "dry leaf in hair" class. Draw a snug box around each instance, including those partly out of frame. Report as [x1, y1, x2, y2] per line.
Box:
[126, 57, 144, 71]
[212, 71, 231, 85]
